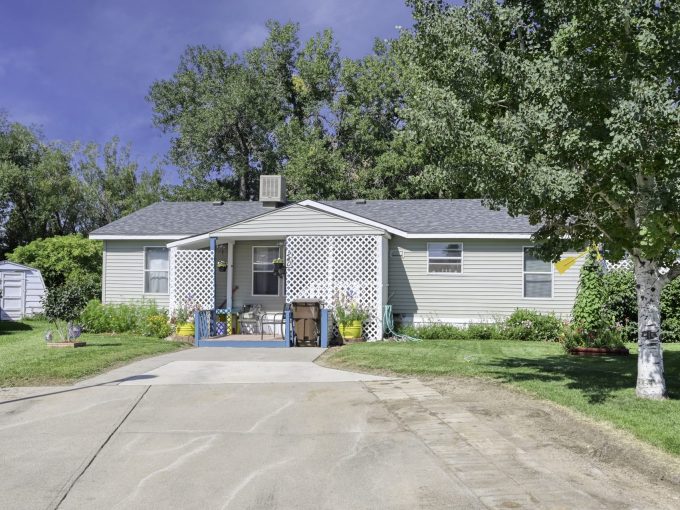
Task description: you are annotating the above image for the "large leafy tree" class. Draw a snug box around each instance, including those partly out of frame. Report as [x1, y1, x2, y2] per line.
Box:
[148, 20, 439, 201]
[148, 21, 341, 200]
[75, 137, 167, 232]
[400, 0, 680, 398]
[0, 115, 83, 255]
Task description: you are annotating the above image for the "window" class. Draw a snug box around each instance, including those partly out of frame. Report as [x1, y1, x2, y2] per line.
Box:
[144, 247, 168, 294]
[523, 247, 553, 298]
[253, 246, 279, 296]
[427, 243, 463, 273]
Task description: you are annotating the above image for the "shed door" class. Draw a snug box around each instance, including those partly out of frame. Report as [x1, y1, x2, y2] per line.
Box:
[1, 272, 25, 320]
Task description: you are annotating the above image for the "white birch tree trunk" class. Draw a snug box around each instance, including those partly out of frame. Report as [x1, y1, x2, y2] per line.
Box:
[634, 257, 667, 399]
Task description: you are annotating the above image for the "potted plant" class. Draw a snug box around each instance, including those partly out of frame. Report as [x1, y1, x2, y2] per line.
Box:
[332, 289, 369, 342]
[173, 294, 200, 337]
[217, 260, 227, 272]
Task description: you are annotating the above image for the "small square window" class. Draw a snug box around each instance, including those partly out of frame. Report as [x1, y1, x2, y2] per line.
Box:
[428, 243, 463, 274]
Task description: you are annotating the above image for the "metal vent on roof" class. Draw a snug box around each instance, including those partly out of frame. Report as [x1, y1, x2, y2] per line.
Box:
[259, 175, 286, 204]
[355, 199, 366, 204]
[212, 200, 224, 206]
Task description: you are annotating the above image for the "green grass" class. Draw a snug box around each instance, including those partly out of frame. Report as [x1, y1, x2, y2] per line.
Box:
[0, 320, 189, 386]
[329, 339, 680, 456]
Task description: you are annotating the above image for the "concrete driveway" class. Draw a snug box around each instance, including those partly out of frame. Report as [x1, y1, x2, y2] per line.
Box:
[0, 347, 677, 510]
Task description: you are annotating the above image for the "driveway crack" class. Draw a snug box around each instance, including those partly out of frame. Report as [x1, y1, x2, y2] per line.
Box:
[49, 385, 151, 510]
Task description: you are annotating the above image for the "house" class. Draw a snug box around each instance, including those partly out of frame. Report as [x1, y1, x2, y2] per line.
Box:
[89, 176, 583, 341]
[0, 261, 46, 320]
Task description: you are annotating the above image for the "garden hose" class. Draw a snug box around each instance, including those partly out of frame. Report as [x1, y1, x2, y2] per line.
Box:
[383, 304, 420, 342]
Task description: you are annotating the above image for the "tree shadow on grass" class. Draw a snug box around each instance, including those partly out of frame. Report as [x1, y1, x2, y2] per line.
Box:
[482, 350, 680, 404]
[0, 321, 33, 334]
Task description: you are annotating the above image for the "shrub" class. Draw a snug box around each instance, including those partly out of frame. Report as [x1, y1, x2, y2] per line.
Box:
[503, 309, 564, 342]
[465, 323, 499, 340]
[142, 315, 173, 339]
[7, 234, 102, 296]
[603, 269, 637, 341]
[572, 253, 607, 332]
[43, 281, 93, 340]
[572, 259, 680, 342]
[80, 300, 171, 338]
[397, 323, 467, 340]
[662, 317, 680, 344]
[560, 317, 627, 352]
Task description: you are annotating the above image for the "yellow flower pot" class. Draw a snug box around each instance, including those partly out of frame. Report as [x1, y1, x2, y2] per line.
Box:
[338, 320, 363, 341]
[176, 323, 195, 337]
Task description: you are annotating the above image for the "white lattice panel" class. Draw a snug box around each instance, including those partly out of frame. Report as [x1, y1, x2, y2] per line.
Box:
[169, 249, 214, 313]
[286, 235, 383, 340]
[606, 259, 633, 272]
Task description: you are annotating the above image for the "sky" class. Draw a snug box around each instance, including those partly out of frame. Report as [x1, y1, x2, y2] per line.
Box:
[0, 0, 413, 181]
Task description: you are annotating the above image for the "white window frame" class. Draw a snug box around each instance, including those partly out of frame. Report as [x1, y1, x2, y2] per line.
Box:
[143, 246, 169, 295]
[427, 242, 464, 275]
[522, 246, 554, 299]
[252, 245, 280, 297]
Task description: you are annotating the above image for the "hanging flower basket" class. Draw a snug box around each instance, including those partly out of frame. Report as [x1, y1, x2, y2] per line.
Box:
[273, 258, 285, 277]
[217, 260, 227, 272]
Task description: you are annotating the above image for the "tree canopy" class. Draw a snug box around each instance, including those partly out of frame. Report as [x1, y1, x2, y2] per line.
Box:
[399, 0, 680, 398]
[0, 114, 166, 256]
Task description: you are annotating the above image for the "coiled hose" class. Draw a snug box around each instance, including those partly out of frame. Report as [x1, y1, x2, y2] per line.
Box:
[383, 304, 420, 342]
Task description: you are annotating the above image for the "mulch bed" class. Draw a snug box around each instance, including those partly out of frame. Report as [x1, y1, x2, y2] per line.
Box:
[569, 346, 630, 356]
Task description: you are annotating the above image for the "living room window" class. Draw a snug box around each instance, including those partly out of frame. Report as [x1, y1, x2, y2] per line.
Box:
[523, 247, 553, 298]
[144, 247, 169, 294]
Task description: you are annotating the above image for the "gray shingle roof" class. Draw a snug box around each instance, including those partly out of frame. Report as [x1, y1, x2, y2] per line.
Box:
[321, 199, 535, 234]
[89, 201, 267, 236]
[90, 199, 535, 237]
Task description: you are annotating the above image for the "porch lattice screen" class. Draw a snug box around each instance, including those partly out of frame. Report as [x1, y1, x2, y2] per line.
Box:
[285, 235, 383, 340]
[168, 248, 214, 315]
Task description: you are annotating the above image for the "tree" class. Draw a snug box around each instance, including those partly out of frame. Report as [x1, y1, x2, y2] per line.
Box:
[400, 0, 680, 398]
[0, 115, 84, 255]
[75, 137, 167, 232]
[7, 234, 102, 295]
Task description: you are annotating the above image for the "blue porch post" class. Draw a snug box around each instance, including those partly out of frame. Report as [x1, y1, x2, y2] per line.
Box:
[285, 310, 293, 347]
[320, 309, 329, 348]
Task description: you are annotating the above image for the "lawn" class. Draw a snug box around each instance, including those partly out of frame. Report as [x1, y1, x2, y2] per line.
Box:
[0, 320, 189, 386]
[328, 339, 680, 456]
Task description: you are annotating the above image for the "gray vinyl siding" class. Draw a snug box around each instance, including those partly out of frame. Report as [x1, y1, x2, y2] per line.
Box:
[213, 204, 384, 236]
[103, 240, 171, 308]
[388, 237, 582, 321]
[231, 240, 286, 313]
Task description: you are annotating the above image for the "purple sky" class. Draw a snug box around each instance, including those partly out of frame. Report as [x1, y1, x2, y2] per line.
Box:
[1, 0, 413, 181]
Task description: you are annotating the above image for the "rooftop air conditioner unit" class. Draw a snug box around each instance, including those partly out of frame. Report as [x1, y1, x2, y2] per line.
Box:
[259, 175, 286, 205]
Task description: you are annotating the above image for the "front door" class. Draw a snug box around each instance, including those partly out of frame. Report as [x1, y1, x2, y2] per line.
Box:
[1, 272, 24, 320]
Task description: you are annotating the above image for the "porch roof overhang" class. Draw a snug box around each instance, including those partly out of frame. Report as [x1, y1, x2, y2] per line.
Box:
[167, 233, 291, 249]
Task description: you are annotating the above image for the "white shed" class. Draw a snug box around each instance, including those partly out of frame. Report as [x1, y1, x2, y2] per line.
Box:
[0, 261, 46, 320]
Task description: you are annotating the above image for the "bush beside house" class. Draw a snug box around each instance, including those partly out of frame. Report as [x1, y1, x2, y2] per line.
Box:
[80, 300, 172, 338]
[398, 309, 564, 342]
[7, 234, 103, 299]
[572, 254, 680, 343]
